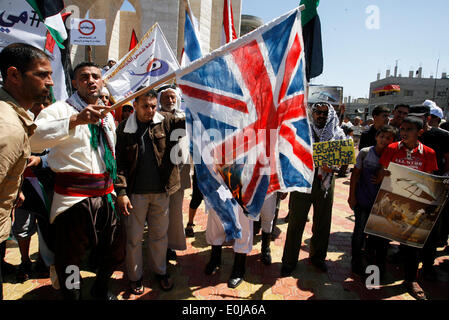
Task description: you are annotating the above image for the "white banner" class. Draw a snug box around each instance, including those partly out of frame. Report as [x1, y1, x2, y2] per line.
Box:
[0, 1, 68, 101]
[70, 18, 106, 46]
[103, 23, 180, 101]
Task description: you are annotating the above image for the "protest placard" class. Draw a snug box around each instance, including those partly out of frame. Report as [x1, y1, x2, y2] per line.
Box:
[365, 163, 449, 248]
[312, 139, 355, 167]
[70, 18, 106, 46]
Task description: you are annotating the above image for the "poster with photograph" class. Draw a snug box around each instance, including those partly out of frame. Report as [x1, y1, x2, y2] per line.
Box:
[307, 85, 343, 105]
[365, 163, 449, 248]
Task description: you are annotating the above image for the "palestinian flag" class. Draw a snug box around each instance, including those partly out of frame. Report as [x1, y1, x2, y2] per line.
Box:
[26, 0, 67, 49]
[300, 0, 323, 81]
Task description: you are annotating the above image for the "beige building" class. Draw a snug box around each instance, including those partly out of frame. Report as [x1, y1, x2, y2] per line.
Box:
[63, 0, 242, 67]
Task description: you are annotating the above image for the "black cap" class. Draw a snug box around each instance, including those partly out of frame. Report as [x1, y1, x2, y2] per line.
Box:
[408, 105, 430, 117]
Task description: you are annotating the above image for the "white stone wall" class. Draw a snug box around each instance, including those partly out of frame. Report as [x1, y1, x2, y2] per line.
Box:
[140, 0, 180, 55]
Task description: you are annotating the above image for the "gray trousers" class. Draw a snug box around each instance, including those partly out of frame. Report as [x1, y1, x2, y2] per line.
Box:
[125, 193, 169, 281]
[282, 177, 334, 269]
[168, 188, 187, 250]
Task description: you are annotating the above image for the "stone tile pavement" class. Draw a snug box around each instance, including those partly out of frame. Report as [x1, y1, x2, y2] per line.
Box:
[2, 175, 449, 300]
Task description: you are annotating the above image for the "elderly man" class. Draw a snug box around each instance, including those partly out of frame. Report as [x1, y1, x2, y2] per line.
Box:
[281, 102, 345, 276]
[102, 58, 117, 75]
[31, 62, 125, 300]
[0, 43, 53, 300]
[115, 86, 185, 294]
[156, 84, 190, 262]
[351, 116, 363, 147]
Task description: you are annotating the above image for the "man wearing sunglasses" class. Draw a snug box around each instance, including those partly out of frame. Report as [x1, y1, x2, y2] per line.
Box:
[281, 102, 346, 275]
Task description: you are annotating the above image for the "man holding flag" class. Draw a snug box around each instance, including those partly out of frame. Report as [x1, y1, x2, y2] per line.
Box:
[178, 5, 313, 288]
[31, 62, 125, 300]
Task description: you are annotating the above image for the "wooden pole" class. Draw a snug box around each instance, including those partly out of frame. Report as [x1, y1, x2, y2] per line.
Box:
[101, 4, 306, 116]
[101, 72, 177, 116]
[87, 45, 93, 62]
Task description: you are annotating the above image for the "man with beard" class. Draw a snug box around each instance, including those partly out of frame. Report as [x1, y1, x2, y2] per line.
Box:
[281, 102, 345, 276]
[156, 84, 190, 262]
[115, 86, 185, 294]
[30, 62, 125, 300]
[0, 43, 53, 300]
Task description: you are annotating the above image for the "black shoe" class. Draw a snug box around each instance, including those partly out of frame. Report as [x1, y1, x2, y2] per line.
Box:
[261, 232, 272, 266]
[422, 266, 438, 282]
[280, 264, 294, 277]
[34, 258, 49, 278]
[90, 282, 118, 300]
[227, 253, 246, 289]
[16, 261, 32, 283]
[2, 261, 16, 276]
[271, 226, 281, 240]
[166, 248, 177, 262]
[253, 220, 261, 236]
[185, 223, 195, 238]
[228, 275, 243, 289]
[311, 260, 328, 273]
[205, 245, 222, 275]
[156, 273, 174, 292]
[62, 289, 82, 300]
[91, 290, 118, 300]
[351, 258, 364, 276]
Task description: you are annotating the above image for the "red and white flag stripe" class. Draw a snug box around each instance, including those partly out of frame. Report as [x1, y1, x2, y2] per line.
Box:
[221, 0, 237, 45]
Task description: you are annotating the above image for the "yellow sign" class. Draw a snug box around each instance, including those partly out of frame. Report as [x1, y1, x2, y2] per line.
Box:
[313, 139, 356, 167]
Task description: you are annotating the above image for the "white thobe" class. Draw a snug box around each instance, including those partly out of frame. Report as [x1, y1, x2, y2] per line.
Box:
[30, 101, 116, 223]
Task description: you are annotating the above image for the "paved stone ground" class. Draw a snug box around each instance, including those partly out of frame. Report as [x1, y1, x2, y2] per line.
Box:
[3, 175, 449, 300]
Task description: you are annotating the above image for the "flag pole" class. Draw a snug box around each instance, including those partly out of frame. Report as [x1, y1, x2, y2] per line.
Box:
[102, 4, 306, 116]
[101, 71, 177, 115]
[177, 4, 305, 79]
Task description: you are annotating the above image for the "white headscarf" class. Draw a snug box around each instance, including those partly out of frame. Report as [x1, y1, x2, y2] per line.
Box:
[157, 85, 182, 113]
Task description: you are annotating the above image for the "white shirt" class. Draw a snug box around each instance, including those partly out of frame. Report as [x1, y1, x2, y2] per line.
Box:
[30, 100, 116, 223]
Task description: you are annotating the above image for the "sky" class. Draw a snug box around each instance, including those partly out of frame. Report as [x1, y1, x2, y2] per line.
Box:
[121, 0, 449, 99]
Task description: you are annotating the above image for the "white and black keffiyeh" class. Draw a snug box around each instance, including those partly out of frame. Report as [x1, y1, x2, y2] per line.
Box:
[310, 103, 345, 196]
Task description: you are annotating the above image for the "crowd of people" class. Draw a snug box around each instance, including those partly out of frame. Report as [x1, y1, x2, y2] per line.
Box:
[0, 43, 448, 301]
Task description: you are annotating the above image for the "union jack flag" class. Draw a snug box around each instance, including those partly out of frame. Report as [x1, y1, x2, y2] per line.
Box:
[177, 8, 314, 240]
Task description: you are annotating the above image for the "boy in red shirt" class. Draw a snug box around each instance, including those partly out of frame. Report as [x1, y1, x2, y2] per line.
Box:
[377, 116, 438, 300]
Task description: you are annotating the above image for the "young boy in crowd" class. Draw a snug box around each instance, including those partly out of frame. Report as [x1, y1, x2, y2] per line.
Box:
[376, 116, 438, 300]
[348, 125, 397, 275]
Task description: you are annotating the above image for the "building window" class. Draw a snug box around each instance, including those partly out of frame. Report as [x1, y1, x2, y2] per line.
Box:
[437, 91, 447, 97]
[404, 90, 414, 96]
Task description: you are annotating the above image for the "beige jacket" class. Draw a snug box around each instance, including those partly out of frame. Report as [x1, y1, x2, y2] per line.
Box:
[0, 88, 36, 243]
